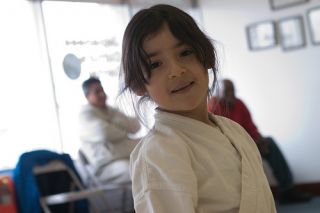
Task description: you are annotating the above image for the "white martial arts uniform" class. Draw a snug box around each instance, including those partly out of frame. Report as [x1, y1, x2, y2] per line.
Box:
[79, 104, 140, 184]
[130, 110, 276, 213]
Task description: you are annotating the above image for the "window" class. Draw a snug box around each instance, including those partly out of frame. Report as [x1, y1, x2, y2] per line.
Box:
[0, 1, 60, 169]
[0, 0, 202, 169]
[42, 1, 131, 158]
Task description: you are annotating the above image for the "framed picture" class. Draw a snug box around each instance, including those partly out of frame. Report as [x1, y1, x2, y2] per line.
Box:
[307, 6, 320, 45]
[278, 16, 306, 51]
[246, 21, 277, 51]
[269, 0, 309, 10]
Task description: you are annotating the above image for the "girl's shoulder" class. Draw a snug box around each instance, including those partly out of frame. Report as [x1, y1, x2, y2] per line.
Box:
[138, 126, 185, 151]
[129, 127, 196, 203]
[130, 126, 189, 164]
[211, 114, 254, 142]
[212, 114, 246, 132]
[212, 114, 260, 155]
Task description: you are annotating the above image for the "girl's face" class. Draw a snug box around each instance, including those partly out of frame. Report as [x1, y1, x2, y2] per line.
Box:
[141, 24, 209, 120]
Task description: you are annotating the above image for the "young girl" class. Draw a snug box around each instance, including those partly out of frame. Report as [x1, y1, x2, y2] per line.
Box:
[121, 4, 276, 213]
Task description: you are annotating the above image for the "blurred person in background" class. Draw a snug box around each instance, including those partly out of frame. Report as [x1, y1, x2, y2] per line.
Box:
[79, 77, 141, 184]
[208, 79, 312, 204]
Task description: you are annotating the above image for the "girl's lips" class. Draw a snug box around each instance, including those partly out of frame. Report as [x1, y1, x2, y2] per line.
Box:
[171, 81, 194, 93]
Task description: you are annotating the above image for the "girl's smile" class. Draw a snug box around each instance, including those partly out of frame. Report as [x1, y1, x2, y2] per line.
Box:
[170, 81, 195, 94]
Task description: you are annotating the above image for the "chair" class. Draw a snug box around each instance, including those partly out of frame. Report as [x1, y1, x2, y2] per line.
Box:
[77, 149, 134, 213]
[34, 160, 102, 213]
[13, 150, 121, 213]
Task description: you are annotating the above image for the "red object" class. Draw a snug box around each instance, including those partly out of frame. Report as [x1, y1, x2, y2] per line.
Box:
[0, 175, 17, 213]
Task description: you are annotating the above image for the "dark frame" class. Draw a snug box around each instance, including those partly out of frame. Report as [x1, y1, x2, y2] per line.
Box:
[278, 16, 306, 51]
[307, 6, 320, 45]
[269, 0, 309, 10]
[246, 20, 277, 51]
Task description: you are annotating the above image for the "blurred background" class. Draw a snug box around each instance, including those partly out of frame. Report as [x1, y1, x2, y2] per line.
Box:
[0, 0, 319, 187]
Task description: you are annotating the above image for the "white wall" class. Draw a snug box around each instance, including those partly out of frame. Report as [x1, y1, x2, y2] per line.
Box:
[200, 0, 320, 183]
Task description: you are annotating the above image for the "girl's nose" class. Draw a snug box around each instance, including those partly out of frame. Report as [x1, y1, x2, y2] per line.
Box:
[99, 91, 106, 98]
[168, 61, 186, 79]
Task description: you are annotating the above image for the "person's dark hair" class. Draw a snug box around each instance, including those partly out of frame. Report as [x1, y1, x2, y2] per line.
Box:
[82, 77, 101, 97]
[120, 4, 219, 122]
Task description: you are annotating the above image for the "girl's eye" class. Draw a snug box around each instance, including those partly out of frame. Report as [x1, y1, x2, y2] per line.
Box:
[181, 49, 194, 57]
[150, 61, 161, 70]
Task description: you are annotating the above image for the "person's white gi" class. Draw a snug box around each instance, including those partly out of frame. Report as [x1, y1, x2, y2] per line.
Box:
[79, 104, 140, 184]
[130, 110, 276, 213]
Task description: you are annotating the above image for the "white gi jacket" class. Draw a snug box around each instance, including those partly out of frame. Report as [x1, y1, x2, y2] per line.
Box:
[130, 110, 276, 213]
[79, 104, 140, 183]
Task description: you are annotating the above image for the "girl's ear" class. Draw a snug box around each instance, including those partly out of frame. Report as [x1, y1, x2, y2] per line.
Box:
[134, 87, 147, 96]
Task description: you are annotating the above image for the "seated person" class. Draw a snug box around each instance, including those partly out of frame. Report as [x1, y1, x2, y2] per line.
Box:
[79, 77, 141, 184]
[208, 79, 312, 204]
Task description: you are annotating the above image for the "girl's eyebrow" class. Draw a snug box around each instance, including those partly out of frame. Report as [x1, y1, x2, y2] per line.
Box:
[146, 41, 185, 58]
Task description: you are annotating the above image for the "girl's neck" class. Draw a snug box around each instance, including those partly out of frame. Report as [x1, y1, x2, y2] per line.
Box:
[159, 102, 211, 125]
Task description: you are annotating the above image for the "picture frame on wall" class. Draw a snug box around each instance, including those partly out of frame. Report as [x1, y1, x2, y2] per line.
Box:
[278, 16, 306, 51]
[246, 20, 277, 51]
[307, 6, 320, 45]
[269, 0, 309, 10]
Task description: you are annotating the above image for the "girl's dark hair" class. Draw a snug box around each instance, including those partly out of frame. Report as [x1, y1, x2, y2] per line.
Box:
[120, 4, 218, 122]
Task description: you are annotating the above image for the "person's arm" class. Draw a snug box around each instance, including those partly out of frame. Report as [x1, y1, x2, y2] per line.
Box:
[110, 108, 141, 134]
[134, 190, 195, 213]
[130, 134, 197, 213]
[237, 100, 262, 141]
[79, 108, 128, 143]
[237, 100, 270, 155]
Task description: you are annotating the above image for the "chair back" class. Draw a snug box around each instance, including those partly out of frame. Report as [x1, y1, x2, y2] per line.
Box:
[13, 150, 89, 213]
